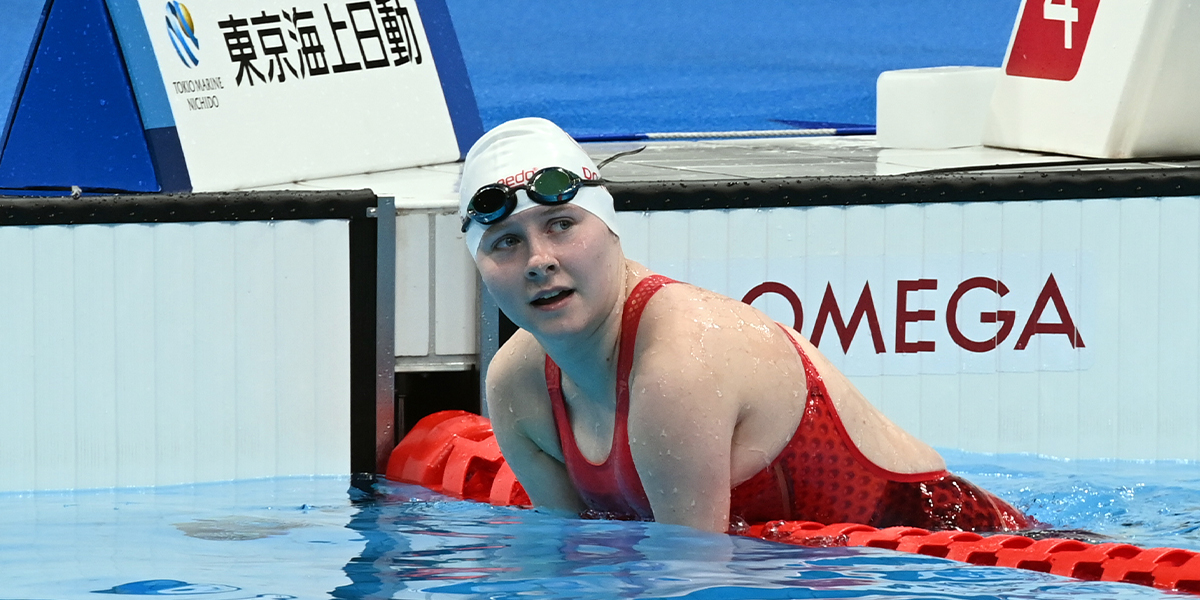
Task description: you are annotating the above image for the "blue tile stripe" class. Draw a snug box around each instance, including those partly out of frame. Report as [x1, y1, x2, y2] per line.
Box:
[105, 0, 175, 130]
[415, 0, 483, 158]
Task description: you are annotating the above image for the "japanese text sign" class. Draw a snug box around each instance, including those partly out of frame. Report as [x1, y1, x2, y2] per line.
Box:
[132, 0, 461, 191]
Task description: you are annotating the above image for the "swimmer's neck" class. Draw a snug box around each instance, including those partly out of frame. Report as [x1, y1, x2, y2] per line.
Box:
[537, 259, 650, 406]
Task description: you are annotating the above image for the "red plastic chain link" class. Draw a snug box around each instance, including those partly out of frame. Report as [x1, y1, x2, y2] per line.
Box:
[385, 411, 1200, 595]
[385, 410, 530, 506]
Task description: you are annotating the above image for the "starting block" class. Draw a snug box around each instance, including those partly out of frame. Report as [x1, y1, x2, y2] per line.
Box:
[984, 0, 1200, 158]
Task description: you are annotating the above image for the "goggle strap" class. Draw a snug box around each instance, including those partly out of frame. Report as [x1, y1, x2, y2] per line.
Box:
[596, 145, 646, 168]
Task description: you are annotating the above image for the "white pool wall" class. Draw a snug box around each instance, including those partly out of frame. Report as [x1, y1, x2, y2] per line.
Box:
[3, 192, 1195, 493]
[0, 221, 352, 493]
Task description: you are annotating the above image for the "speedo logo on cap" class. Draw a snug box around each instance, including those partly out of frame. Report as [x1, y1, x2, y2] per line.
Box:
[498, 166, 599, 186]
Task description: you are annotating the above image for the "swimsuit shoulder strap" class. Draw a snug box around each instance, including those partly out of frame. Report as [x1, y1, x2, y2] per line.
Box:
[775, 324, 821, 382]
[616, 274, 678, 400]
[544, 273, 679, 457]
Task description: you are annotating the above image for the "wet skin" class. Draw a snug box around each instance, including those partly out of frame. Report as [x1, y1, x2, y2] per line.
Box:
[478, 204, 945, 533]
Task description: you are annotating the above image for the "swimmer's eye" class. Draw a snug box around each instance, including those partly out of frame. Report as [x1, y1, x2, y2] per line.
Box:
[489, 234, 521, 251]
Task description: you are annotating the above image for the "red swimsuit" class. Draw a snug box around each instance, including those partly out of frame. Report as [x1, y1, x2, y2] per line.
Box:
[546, 274, 1031, 532]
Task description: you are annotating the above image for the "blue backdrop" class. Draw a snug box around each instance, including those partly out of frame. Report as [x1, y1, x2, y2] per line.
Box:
[446, 0, 1022, 138]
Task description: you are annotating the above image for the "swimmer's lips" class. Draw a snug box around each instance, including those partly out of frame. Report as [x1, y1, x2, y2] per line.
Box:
[530, 288, 574, 308]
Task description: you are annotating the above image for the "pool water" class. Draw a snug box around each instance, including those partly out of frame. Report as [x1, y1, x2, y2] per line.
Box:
[944, 450, 1200, 552]
[2, 452, 1198, 600]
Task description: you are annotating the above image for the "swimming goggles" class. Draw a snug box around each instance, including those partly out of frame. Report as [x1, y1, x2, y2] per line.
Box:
[460, 166, 605, 232]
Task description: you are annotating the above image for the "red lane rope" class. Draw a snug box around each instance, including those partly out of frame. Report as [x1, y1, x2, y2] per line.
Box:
[385, 411, 1200, 595]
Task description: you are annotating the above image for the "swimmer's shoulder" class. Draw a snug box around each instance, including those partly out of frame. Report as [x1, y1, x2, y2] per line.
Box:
[633, 279, 785, 382]
[486, 329, 566, 454]
[633, 277, 809, 393]
[486, 330, 570, 465]
[487, 329, 550, 406]
[638, 279, 780, 343]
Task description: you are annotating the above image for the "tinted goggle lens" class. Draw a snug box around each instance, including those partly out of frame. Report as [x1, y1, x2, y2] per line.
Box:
[528, 167, 578, 203]
[469, 185, 512, 222]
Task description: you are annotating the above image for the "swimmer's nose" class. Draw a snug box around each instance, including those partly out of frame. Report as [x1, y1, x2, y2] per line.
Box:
[526, 258, 557, 279]
[525, 238, 558, 279]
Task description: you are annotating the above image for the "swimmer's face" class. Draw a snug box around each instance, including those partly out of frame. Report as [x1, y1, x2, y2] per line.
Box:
[475, 203, 622, 338]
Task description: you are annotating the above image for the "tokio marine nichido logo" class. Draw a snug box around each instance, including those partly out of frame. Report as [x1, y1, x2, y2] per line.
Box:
[166, 1, 200, 67]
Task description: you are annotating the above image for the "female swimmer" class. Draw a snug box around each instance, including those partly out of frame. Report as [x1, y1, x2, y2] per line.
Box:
[463, 117, 1031, 534]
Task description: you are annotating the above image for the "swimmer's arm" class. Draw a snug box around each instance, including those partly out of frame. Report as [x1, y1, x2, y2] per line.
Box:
[490, 417, 586, 516]
[628, 362, 738, 533]
[485, 341, 586, 516]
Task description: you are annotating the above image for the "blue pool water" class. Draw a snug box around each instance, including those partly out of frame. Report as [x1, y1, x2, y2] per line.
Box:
[945, 450, 1200, 553]
[3, 452, 1198, 600]
[446, 0, 1023, 137]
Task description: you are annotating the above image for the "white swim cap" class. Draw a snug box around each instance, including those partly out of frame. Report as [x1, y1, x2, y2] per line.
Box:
[459, 117, 619, 258]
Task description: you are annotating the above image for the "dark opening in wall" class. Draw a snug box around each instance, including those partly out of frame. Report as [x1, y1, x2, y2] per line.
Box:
[396, 369, 482, 437]
[499, 310, 518, 347]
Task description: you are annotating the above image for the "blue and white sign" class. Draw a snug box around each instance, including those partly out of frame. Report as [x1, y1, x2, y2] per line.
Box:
[116, 0, 475, 191]
[0, 0, 478, 193]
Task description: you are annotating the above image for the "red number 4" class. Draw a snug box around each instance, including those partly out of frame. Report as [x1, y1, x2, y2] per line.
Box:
[1006, 0, 1100, 81]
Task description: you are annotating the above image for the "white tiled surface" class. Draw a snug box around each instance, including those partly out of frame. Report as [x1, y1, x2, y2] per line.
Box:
[254, 162, 461, 209]
[433, 212, 477, 357]
[0, 222, 351, 492]
[391, 210, 477, 369]
[394, 212, 432, 357]
[587, 136, 1200, 179]
[260, 135, 1200, 201]
[588, 137, 1057, 179]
